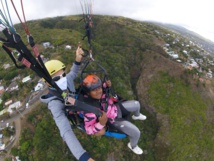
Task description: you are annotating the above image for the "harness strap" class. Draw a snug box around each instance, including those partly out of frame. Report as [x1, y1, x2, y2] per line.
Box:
[74, 100, 102, 117]
[1, 44, 25, 68]
[2, 28, 64, 96]
[48, 88, 102, 117]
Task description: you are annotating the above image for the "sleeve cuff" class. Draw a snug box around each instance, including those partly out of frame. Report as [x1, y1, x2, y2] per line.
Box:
[96, 122, 105, 129]
[79, 152, 90, 161]
[74, 61, 81, 65]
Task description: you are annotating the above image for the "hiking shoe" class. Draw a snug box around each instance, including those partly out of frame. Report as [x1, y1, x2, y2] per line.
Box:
[127, 142, 143, 155]
[132, 113, 147, 120]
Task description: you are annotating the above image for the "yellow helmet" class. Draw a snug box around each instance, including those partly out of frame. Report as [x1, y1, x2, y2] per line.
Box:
[45, 60, 66, 76]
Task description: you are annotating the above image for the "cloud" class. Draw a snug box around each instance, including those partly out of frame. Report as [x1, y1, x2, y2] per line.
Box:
[2, 0, 214, 41]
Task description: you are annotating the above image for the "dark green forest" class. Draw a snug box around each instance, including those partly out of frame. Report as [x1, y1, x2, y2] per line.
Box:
[1, 15, 214, 161]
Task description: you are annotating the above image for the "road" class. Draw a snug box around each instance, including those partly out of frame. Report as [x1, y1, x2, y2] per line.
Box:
[0, 87, 48, 155]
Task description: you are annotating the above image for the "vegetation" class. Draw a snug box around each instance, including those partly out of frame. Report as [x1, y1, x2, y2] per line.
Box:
[0, 15, 213, 161]
[148, 72, 213, 160]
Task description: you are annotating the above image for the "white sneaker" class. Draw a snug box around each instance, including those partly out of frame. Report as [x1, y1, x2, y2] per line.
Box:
[128, 142, 143, 155]
[132, 113, 147, 120]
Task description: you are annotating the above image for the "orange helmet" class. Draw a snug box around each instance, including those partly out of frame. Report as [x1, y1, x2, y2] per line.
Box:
[83, 74, 102, 91]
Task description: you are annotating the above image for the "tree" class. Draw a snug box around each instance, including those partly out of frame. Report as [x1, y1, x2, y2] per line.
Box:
[11, 147, 19, 156]
[2, 127, 11, 137]
[2, 92, 12, 102]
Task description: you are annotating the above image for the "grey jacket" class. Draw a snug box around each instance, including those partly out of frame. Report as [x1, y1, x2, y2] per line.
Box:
[40, 62, 90, 161]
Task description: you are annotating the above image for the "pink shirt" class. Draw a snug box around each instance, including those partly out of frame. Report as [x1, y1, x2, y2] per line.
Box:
[84, 94, 118, 135]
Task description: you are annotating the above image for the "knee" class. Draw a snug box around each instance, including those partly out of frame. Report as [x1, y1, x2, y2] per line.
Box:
[133, 126, 141, 137]
[134, 101, 140, 109]
[136, 128, 140, 136]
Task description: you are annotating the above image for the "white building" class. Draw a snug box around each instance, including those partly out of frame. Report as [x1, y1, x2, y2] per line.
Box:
[189, 62, 199, 68]
[183, 50, 188, 55]
[12, 156, 21, 161]
[167, 51, 179, 59]
[5, 100, 13, 106]
[9, 85, 19, 92]
[207, 69, 213, 78]
[3, 64, 11, 69]
[34, 83, 44, 91]
[65, 45, 72, 50]
[22, 76, 31, 83]
[165, 43, 170, 47]
[0, 143, 5, 151]
[7, 101, 21, 114]
[171, 53, 179, 59]
[42, 42, 51, 48]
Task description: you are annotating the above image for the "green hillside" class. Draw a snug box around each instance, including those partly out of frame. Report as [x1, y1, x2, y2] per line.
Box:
[1, 15, 214, 161]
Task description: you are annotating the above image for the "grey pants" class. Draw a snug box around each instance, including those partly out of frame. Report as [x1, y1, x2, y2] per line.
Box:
[112, 100, 141, 148]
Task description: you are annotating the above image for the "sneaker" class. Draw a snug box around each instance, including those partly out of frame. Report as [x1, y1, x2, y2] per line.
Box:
[132, 113, 147, 120]
[127, 142, 143, 155]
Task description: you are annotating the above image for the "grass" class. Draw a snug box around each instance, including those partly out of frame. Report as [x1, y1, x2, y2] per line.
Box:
[148, 72, 214, 161]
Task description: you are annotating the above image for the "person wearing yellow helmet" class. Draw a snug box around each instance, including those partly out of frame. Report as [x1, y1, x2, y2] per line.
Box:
[45, 59, 66, 76]
[40, 46, 94, 161]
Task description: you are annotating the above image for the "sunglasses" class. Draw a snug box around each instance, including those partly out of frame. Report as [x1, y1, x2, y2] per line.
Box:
[52, 72, 66, 82]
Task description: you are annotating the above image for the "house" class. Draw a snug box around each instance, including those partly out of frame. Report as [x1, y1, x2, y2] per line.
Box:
[34, 82, 44, 91]
[183, 50, 188, 55]
[5, 100, 13, 106]
[208, 59, 214, 65]
[165, 43, 170, 47]
[207, 69, 213, 78]
[195, 58, 203, 64]
[167, 51, 179, 59]
[42, 42, 51, 49]
[22, 76, 31, 83]
[189, 62, 199, 69]
[6, 82, 19, 92]
[3, 64, 11, 69]
[167, 51, 174, 55]
[163, 47, 168, 52]
[65, 45, 72, 50]
[0, 143, 5, 151]
[9, 85, 19, 92]
[7, 101, 21, 113]
[12, 156, 21, 161]
[171, 53, 179, 59]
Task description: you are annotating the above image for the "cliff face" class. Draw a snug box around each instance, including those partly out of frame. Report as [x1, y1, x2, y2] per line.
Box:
[135, 51, 184, 159]
[136, 51, 184, 108]
[136, 51, 214, 160]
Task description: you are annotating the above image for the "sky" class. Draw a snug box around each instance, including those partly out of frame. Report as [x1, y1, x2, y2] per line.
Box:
[2, 0, 214, 42]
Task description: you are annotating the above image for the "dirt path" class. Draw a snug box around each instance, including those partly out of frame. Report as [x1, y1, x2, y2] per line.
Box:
[3, 118, 21, 158]
[13, 118, 21, 148]
[2, 88, 47, 157]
